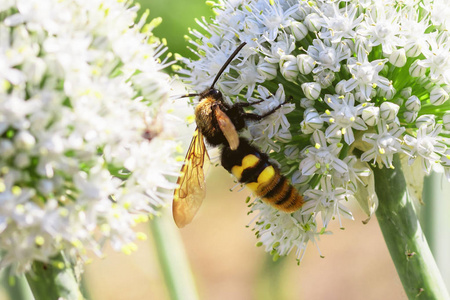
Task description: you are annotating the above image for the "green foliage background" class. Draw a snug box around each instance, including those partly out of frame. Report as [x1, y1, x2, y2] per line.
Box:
[139, 0, 213, 59]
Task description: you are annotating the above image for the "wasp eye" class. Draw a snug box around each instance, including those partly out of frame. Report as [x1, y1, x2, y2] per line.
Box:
[210, 88, 221, 98]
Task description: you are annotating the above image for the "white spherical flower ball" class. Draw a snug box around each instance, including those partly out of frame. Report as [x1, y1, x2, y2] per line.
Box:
[0, 0, 181, 273]
[179, 0, 450, 268]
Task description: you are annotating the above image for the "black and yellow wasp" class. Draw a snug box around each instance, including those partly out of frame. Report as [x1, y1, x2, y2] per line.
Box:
[173, 42, 304, 228]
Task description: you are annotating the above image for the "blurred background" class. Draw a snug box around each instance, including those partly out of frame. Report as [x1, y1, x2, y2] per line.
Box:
[143, 0, 213, 60]
[2, 0, 450, 299]
[80, 167, 408, 300]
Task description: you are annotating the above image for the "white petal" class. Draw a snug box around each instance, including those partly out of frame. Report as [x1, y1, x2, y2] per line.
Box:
[352, 118, 368, 131]
[344, 78, 358, 92]
[332, 158, 348, 174]
[344, 128, 355, 145]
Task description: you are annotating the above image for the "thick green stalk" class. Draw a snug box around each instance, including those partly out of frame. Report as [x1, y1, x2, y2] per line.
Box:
[373, 155, 450, 299]
[255, 256, 290, 300]
[25, 252, 84, 300]
[422, 172, 450, 289]
[149, 209, 199, 300]
[1, 268, 34, 300]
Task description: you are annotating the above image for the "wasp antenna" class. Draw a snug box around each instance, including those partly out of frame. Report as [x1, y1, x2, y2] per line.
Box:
[171, 93, 200, 100]
[210, 42, 247, 89]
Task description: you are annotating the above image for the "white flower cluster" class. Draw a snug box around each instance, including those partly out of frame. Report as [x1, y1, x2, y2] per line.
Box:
[0, 0, 180, 273]
[182, 0, 450, 262]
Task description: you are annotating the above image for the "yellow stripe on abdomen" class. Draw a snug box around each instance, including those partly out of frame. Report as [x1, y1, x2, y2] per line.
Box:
[231, 154, 260, 180]
[246, 165, 275, 193]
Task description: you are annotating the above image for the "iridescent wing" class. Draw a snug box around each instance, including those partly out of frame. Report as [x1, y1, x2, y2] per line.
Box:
[214, 106, 239, 150]
[173, 128, 209, 228]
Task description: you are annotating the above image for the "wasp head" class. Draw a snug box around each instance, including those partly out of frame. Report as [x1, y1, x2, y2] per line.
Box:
[199, 87, 223, 102]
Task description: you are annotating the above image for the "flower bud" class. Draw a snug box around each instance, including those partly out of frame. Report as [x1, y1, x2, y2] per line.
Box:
[301, 82, 321, 100]
[300, 97, 315, 108]
[405, 95, 421, 111]
[38, 179, 55, 195]
[284, 145, 300, 160]
[14, 152, 31, 168]
[22, 57, 46, 85]
[393, 97, 404, 107]
[300, 107, 323, 134]
[442, 150, 450, 170]
[416, 76, 433, 90]
[430, 87, 449, 106]
[14, 131, 36, 150]
[443, 112, 450, 130]
[361, 106, 380, 126]
[400, 87, 412, 99]
[257, 60, 278, 81]
[403, 111, 418, 123]
[380, 102, 400, 121]
[335, 80, 346, 95]
[409, 60, 426, 77]
[294, 5, 311, 20]
[304, 13, 321, 32]
[0, 139, 15, 158]
[289, 21, 308, 40]
[370, 88, 377, 99]
[313, 70, 335, 88]
[389, 48, 407, 67]
[378, 85, 396, 100]
[297, 54, 315, 75]
[404, 42, 421, 57]
[280, 55, 299, 82]
[416, 114, 435, 133]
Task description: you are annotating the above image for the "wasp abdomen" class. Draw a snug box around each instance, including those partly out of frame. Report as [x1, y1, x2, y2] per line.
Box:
[221, 138, 303, 213]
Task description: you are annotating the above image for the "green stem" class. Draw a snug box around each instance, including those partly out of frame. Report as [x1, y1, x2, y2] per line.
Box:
[25, 252, 84, 300]
[422, 172, 450, 289]
[149, 209, 199, 300]
[255, 256, 290, 300]
[1, 268, 34, 300]
[372, 155, 450, 299]
[422, 172, 439, 251]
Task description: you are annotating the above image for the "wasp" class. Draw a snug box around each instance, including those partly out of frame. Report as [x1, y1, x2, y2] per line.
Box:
[173, 42, 304, 227]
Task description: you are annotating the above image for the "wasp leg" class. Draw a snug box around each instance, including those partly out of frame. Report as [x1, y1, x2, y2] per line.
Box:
[243, 108, 280, 121]
[232, 99, 265, 108]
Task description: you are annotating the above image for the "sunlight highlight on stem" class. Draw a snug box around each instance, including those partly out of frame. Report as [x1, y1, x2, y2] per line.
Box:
[373, 155, 450, 299]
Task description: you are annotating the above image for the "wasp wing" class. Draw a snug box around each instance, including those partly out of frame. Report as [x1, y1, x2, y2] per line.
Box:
[214, 106, 239, 150]
[173, 128, 209, 228]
